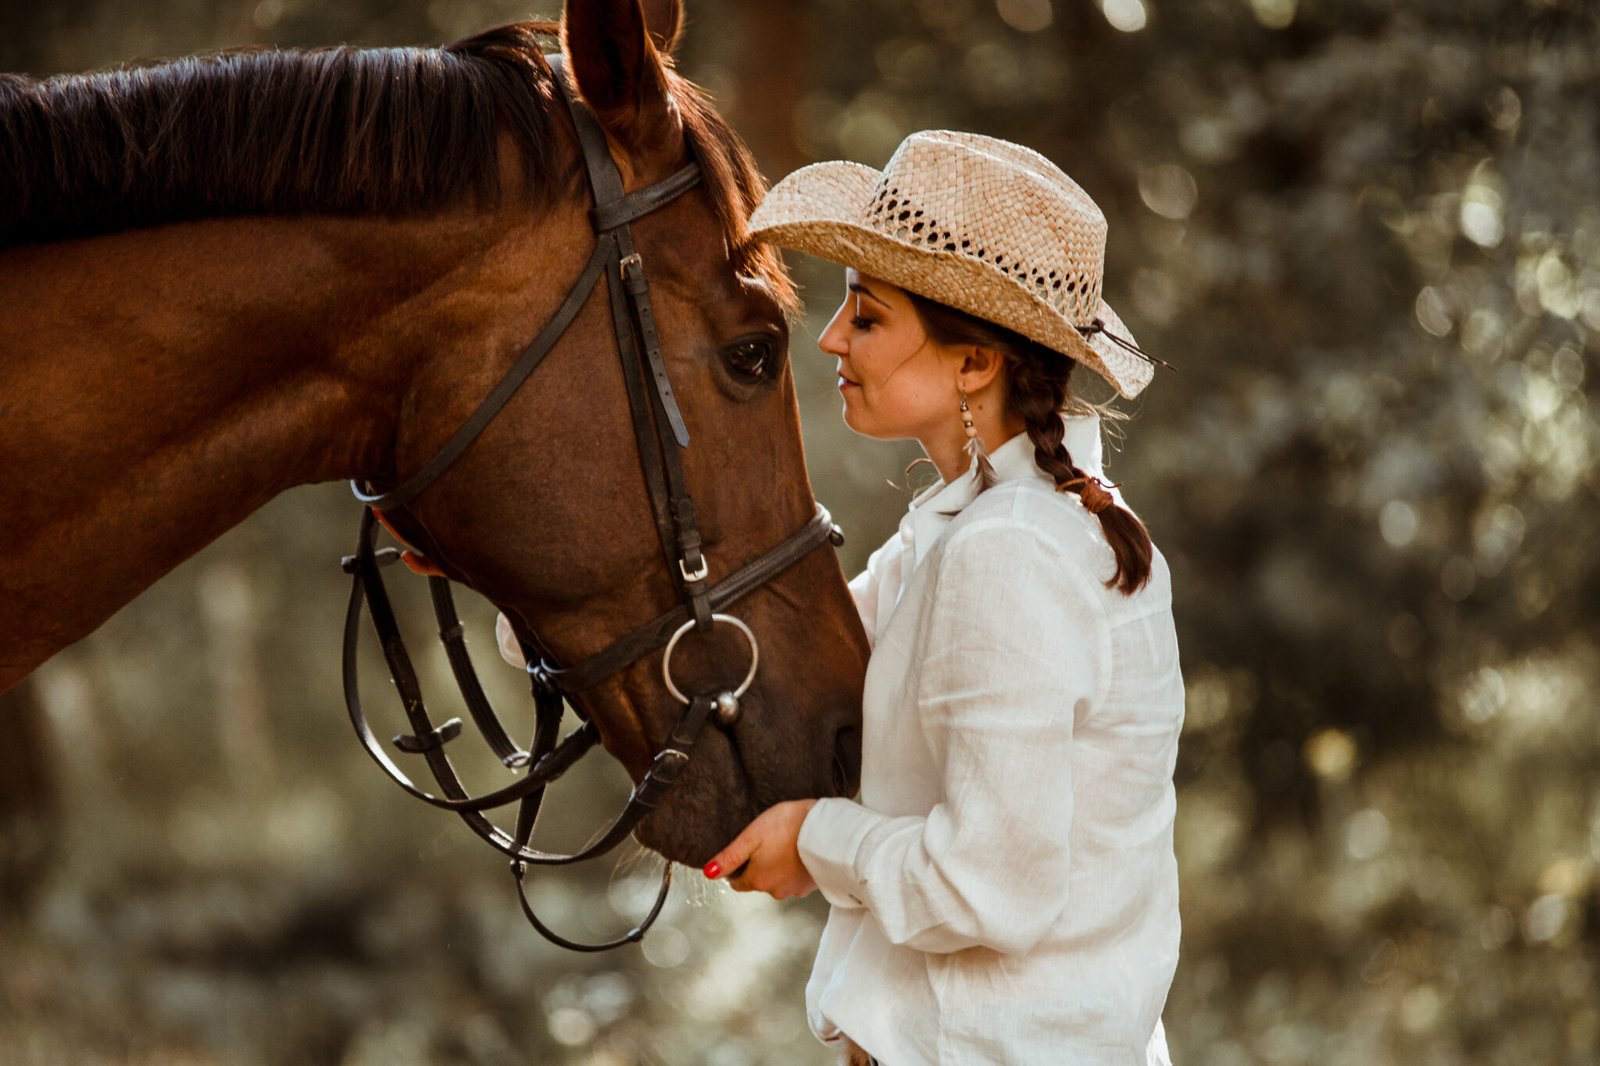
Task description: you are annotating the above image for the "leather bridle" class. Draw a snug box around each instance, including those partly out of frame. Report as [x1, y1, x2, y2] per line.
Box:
[339, 56, 842, 952]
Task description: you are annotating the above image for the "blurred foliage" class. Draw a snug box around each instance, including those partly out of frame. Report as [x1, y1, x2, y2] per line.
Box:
[3, 0, 1598, 1064]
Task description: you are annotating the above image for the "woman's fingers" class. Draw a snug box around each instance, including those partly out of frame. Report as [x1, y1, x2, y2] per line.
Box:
[703, 800, 819, 899]
[703, 826, 758, 882]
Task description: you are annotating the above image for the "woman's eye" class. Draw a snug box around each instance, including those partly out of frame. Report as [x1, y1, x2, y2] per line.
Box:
[725, 337, 775, 380]
[850, 315, 875, 331]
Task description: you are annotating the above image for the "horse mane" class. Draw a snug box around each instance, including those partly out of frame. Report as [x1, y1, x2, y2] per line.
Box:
[667, 69, 798, 314]
[0, 24, 567, 247]
[0, 21, 795, 310]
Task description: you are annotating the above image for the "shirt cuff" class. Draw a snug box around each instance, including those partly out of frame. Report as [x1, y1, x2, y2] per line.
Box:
[495, 612, 527, 669]
[798, 797, 878, 910]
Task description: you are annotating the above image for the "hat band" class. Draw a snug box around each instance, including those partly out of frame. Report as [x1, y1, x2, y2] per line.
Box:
[1076, 318, 1177, 372]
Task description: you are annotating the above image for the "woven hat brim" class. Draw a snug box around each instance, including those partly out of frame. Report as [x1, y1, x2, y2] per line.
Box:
[748, 162, 1154, 399]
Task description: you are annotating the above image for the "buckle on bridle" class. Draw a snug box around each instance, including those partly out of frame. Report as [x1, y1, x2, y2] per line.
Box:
[654, 747, 689, 770]
[679, 555, 709, 583]
[619, 251, 643, 281]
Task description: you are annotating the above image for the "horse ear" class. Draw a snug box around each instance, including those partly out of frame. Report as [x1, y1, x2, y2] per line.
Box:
[562, 0, 685, 155]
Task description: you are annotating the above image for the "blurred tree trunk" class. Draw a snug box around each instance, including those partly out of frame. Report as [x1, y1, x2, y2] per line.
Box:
[0, 678, 56, 903]
[725, 0, 809, 176]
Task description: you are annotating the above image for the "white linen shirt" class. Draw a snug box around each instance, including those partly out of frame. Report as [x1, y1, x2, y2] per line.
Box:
[797, 415, 1183, 1066]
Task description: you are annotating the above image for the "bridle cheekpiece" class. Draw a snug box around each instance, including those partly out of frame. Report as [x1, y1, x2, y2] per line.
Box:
[339, 55, 842, 952]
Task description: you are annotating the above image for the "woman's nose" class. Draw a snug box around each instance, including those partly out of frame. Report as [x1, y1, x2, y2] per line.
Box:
[818, 306, 849, 357]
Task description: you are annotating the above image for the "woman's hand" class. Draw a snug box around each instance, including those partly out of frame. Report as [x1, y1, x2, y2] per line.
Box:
[702, 799, 818, 900]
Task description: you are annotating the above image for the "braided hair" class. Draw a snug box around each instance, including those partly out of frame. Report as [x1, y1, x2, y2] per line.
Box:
[907, 292, 1153, 595]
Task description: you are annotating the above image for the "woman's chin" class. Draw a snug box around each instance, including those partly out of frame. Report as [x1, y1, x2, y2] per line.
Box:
[839, 404, 879, 439]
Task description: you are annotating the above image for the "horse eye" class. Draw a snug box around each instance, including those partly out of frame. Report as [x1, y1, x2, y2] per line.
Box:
[724, 337, 775, 380]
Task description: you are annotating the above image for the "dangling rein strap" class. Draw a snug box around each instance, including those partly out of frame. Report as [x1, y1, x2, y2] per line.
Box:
[339, 503, 840, 819]
[340, 508, 727, 949]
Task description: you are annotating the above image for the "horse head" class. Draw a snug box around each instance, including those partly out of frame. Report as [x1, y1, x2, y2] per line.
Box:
[315, 0, 871, 868]
[0, 0, 866, 871]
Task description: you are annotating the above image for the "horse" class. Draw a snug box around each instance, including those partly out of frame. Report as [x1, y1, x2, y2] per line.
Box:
[0, 0, 868, 871]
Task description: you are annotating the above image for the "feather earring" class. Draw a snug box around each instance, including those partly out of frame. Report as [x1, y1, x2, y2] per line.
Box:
[960, 389, 997, 491]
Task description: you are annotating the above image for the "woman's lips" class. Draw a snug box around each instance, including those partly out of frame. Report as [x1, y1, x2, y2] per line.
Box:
[837, 372, 859, 390]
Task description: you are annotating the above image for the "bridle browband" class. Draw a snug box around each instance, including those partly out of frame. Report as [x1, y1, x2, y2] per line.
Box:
[340, 55, 842, 952]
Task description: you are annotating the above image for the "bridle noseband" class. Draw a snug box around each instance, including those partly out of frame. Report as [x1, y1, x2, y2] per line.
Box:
[339, 56, 842, 952]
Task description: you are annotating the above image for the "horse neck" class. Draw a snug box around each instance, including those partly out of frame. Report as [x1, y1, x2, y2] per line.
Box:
[0, 205, 563, 684]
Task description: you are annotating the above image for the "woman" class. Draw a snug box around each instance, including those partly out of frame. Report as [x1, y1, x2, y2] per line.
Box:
[701, 131, 1183, 1065]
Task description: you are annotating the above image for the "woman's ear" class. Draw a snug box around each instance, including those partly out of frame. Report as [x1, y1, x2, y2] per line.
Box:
[958, 345, 1007, 393]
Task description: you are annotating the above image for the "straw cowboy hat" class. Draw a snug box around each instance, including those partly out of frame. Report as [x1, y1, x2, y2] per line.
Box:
[747, 130, 1163, 399]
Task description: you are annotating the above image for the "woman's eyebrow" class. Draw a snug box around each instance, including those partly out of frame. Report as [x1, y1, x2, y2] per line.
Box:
[847, 282, 891, 310]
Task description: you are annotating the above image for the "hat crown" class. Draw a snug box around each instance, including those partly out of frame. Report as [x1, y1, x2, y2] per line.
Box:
[744, 129, 1157, 397]
[858, 130, 1109, 324]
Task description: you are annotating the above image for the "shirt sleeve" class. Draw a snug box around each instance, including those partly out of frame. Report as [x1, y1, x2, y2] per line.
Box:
[798, 518, 1110, 956]
[495, 612, 526, 669]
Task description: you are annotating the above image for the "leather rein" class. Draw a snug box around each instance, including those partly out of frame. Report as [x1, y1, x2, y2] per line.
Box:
[339, 55, 841, 952]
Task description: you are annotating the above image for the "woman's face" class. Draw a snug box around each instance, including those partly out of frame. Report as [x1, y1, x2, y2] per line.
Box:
[817, 269, 964, 443]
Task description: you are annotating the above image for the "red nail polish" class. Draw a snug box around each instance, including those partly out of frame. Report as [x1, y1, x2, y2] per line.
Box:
[703, 861, 721, 879]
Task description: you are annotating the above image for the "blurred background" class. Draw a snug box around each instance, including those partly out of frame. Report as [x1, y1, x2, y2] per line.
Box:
[3, 0, 1598, 1063]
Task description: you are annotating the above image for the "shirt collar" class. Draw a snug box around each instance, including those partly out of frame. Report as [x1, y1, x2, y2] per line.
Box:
[900, 413, 1107, 571]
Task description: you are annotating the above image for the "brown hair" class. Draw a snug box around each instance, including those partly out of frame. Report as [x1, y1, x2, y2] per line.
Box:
[907, 292, 1153, 595]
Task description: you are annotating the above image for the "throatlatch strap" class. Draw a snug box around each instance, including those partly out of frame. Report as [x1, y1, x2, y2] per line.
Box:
[351, 238, 611, 511]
